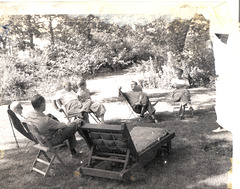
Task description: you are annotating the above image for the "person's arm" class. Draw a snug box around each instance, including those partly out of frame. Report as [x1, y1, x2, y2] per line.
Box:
[171, 78, 189, 89]
[77, 89, 90, 102]
[46, 116, 66, 130]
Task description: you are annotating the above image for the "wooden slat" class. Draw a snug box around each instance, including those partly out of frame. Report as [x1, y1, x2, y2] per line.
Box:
[82, 123, 125, 132]
[32, 167, 46, 176]
[36, 158, 50, 166]
[80, 167, 130, 181]
[97, 152, 126, 157]
[34, 144, 49, 152]
[91, 156, 126, 163]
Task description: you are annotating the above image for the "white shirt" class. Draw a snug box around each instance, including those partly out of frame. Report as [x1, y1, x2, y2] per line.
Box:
[54, 89, 78, 106]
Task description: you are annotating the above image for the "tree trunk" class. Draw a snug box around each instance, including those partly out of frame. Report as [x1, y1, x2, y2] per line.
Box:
[49, 16, 55, 46]
[27, 15, 34, 49]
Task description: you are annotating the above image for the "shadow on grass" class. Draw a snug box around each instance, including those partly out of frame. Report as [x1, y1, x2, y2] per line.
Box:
[101, 87, 216, 104]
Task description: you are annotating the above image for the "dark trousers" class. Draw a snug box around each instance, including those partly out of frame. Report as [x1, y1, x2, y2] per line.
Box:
[48, 125, 78, 150]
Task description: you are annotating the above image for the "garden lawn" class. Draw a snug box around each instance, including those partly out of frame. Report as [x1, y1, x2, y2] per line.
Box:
[0, 73, 232, 189]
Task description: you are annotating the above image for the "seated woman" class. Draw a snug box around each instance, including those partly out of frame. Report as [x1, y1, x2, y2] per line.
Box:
[10, 101, 26, 122]
[119, 81, 158, 123]
[77, 79, 106, 124]
[53, 81, 90, 122]
[170, 68, 194, 119]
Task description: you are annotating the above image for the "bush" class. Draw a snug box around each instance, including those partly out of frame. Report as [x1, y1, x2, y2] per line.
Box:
[0, 56, 36, 100]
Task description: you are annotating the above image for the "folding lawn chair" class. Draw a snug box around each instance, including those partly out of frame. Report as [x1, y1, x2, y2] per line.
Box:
[28, 124, 66, 177]
[172, 101, 193, 117]
[118, 89, 142, 118]
[55, 99, 100, 123]
[7, 107, 36, 149]
[118, 88, 159, 119]
[75, 123, 175, 181]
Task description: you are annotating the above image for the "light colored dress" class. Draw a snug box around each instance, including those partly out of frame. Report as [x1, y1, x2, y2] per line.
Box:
[171, 77, 191, 105]
[77, 88, 106, 117]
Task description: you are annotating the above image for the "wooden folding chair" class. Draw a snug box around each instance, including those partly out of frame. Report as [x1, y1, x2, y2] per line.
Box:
[172, 101, 193, 117]
[76, 123, 175, 181]
[29, 124, 66, 177]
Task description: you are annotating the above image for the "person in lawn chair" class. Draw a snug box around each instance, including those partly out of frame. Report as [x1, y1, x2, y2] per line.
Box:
[119, 81, 158, 123]
[26, 94, 83, 158]
[10, 101, 26, 122]
[77, 78, 106, 124]
[170, 68, 194, 119]
[10, 101, 59, 122]
[53, 81, 89, 122]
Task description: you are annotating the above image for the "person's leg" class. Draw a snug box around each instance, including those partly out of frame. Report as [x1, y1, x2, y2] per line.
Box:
[179, 104, 186, 119]
[140, 105, 147, 117]
[82, 112, 89, 123]
[151, 111, 158, 123]
[81, 99, 92, 113]
[180, 89, 194, 118]
[48, 125, 78, 155]
[145, 102, 158, 123]
[90, 102, 106, 123]
[60, 125, 78, 151]
[100, 114, 105, 124]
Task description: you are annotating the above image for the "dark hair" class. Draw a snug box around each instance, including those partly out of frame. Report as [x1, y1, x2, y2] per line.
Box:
[131, 81, 137, 85]
[31, 94, 45, 109]
[176, 68, 183, 75]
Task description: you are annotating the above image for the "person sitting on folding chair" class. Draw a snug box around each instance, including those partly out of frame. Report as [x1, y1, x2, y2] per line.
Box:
[26, 94, 83, 158]
[77, 78, 106, 124]
[119, 81, 158, 123]
[10, 101, 26, 122]
[53, 81, 89, 122]
[170, 68, 194, 119]
[10, 101, 59, 122]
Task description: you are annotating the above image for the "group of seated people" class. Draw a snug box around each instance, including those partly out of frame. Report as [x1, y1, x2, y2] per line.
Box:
[52, 79, 106, 124]
[9, 68, 194, 158]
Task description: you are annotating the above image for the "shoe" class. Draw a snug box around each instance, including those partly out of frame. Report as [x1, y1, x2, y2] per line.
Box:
[189, 107, 194, 117]
[71, 151, 83, 159]
[180, 115, 185, 120]
[212, 127, 227, 133]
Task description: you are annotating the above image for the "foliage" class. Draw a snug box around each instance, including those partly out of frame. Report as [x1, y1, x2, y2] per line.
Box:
[0, 13, 216, 100]
[0, 56, 36, 100]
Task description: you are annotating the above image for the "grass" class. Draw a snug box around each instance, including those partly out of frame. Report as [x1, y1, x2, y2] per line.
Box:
[0, 75, 232, 189]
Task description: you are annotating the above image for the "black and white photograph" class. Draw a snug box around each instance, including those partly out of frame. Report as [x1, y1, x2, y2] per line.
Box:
[0, 1, 239, 188]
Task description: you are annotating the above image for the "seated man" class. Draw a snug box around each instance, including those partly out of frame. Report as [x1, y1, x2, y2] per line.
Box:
[10, 101, 26, 122]
[170, 68, 194, 119]
[53, 81, 89, 121]
[26, 94, 83, 158]
[10, 101, 58, 122]
[119, 81, 158, 123]
[77, 78, 106, 124]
